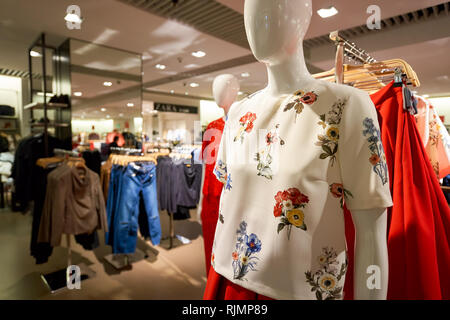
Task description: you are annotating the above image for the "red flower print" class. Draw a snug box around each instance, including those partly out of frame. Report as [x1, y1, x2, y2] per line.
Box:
[232, 251, 239, 261]
[240, 112, 257, 125]
[369, 154, 381, 165]
[245, 121, 254, 133]
[300, 92, 318, 105]
[274, 202, 283, 217]
[274, 191, 289, 203]
[330, 183, 344, 198]
[287, 188, 309, 205]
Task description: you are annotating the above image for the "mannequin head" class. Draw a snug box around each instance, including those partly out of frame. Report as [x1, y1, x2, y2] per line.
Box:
[244, 0, 312, 65]
[212, 74, 240, 114]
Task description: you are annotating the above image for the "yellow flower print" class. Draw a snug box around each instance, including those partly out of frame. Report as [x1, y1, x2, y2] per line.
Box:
[294, 89, 305, 96]
[319, 274, 337, 292]
[286, 209, 307, 230]
[326, 127, 339, 142]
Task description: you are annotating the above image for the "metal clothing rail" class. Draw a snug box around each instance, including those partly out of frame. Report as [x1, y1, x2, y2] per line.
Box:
[110, 146, 143, 155]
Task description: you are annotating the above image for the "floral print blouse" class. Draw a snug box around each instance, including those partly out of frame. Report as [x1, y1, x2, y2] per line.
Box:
[212, 80, 393, 300]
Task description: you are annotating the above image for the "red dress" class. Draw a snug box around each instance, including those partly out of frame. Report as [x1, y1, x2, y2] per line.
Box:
[201, 117, 226, 276]
[344, 82, 450, 300]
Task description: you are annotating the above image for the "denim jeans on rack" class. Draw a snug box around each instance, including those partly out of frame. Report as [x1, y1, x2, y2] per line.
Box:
[105, 165, 125, 247]
[111, 162, 161, 254]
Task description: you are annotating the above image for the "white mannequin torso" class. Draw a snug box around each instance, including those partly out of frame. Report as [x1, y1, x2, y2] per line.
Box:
[234, 0, 389, 299]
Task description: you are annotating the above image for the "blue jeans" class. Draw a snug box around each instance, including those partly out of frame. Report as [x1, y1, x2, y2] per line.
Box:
[105, 165, 124, 247]
[108, 163, 161, 254]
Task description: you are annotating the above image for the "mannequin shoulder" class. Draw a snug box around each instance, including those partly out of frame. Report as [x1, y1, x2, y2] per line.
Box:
[318, 80, 374, 109]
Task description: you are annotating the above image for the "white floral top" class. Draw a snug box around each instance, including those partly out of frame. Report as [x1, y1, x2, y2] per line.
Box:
[212, 80, 393, 300]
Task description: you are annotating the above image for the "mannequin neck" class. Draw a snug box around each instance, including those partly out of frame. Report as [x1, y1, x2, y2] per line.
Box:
[265, 46, 314, 96]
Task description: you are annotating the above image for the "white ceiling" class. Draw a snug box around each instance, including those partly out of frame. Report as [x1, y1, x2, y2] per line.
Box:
[0, 0, 449, 112]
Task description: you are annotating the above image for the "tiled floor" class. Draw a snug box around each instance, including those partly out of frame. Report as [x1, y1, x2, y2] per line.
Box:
[0, 208, 207, 300]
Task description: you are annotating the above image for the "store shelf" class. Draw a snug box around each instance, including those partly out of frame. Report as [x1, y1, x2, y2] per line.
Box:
[24, 102, 69, 110]
[0, 115, 17, 119]
[30, 122, 70, 128]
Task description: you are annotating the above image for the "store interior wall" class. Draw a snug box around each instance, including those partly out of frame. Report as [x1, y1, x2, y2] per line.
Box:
[429, 97, 450, 126]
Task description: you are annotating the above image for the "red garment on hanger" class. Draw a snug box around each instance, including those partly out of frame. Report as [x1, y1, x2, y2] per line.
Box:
[201, 117, 225, 276]
[344, 82, 450, 300]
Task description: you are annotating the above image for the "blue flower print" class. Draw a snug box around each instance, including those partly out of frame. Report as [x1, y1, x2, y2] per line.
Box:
[232, 221, 262, 281]
[363, 118, 388, 185]
[245, 234, 262, 254]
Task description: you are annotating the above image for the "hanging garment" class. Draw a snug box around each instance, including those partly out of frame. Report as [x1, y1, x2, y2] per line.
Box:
[205, 81, 392, 300]
[82, 150, 102, 176]
[11, 134, 64, 211]
[415, 96, 450, 179]
[106, 162, 161, 254]
[200, 117, 225, 276]
[344, 82, 450, 300]
[156, 156, 202, 220]
[38, 164, 107, 246]
[173, 160, 202, 220]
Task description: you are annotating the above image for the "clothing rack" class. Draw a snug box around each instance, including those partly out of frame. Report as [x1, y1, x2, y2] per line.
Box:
[37, 156, 95, 293]
[313, 31, 420, 93]
[110, 146, 143, 155]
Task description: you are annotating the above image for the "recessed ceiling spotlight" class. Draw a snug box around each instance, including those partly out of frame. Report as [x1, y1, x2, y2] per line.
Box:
[101, 108, 106, 112]
[185, 92, 189, 95]
[190, 82, 199, 88]
[103, 81, 113, 87]
[192, 51, 206, 58]
[119, 113, 124, 117]
[127, 103, 134, 107]
[170, 90, 175, 94]
[74, 92, 82, 97]
[238, 91, 244, 95]
[106, 115, 111, 119]
[155, 64, 166, 70]
[30, 50, 41, 57]
[317, 6, 339, 18]
[241, 72, 250, 78]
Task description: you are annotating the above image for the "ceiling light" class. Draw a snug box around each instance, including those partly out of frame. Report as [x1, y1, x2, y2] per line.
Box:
[192, 51, 206, 58]
[185, 92, 189, 95]
[170, 90, 175, 94]
[190, 82, 199, 88]
[241, 72, 250, 78]
[317, 6, 339, 18]
[119, 113, 124, 117]
[101, 108, 106, 112]
[74, 92, 82, 97]
[238, 91, 244, 95]
[103, 81, 113, 87]
[127, 103, 134, 107]
[155, 64, 166, 70]
[30, 50, 41, 57]
[106, 115, 110, 119]
[423, 94, 430, 98]
[64, 13, 83, 24]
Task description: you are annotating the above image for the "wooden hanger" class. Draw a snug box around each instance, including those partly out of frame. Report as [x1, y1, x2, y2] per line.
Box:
[313, 59, 420, 94]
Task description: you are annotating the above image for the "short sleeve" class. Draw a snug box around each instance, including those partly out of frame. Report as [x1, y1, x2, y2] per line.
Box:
[338, 90, 393, 210]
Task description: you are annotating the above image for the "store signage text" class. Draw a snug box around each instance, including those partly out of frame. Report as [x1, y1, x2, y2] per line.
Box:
[154, 102, 198, 114]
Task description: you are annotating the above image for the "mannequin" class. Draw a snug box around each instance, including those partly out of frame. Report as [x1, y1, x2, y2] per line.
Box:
[199, 74, 240, 276]
[243, 0, 388, 300]
[212, 74, 240, 115]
